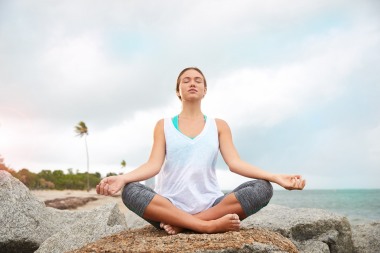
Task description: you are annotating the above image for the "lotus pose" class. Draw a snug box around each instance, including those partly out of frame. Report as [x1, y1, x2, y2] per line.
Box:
[97, 67, 306, 235]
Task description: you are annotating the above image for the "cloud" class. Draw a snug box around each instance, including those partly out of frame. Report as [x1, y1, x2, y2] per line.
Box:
[1, 0, 379, 189]
[204, 22, 379, 129]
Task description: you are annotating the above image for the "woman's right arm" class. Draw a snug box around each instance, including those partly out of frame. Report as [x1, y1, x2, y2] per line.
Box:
[97, 119, 166, 195]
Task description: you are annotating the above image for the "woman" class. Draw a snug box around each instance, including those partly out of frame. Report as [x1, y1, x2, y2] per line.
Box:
[96, 67, 306, 235]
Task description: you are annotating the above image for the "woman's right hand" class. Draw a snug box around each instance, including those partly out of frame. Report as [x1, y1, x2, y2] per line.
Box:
[96, 175, 125, 196]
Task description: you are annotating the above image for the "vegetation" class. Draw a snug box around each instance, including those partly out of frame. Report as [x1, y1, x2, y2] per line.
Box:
[74, 121, 90, 191]
[121, 160, 126, 169]
[0, 155, 101, 190]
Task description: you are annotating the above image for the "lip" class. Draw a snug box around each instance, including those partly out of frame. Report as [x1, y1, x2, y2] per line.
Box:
[188, 89, 198, 92]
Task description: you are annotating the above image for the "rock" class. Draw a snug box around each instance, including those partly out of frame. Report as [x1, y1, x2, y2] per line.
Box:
[242, 204, 354, 253]
[35, 203, 127, 253]
[45, 196, 98, 210]
[125, 209, 149, 229]
[351, 222, 380, 253]
[0, 171, 127, 253]
[69, 226, 299, 253]
[0, 171, 58, 253]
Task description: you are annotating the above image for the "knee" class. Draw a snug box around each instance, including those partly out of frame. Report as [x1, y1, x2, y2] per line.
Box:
[256, 179, 273, 203]
[121, 182, 139, 208]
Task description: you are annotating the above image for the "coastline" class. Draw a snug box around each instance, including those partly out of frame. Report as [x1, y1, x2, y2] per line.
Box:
[31, 189, 129, 214]
[31, 189, 380, 225]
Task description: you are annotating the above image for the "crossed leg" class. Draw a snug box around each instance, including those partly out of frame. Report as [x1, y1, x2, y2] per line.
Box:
[158, 193, 245, 234]
[143, 193, 241, 234]
[122, 180, 273, 235]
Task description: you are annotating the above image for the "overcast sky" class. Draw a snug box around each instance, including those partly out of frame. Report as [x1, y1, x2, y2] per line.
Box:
[1, 0, 379, 190]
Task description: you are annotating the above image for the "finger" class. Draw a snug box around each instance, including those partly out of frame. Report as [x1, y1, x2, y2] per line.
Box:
[295, 179, 305, 190]
[292, 177, 297, 188]
[297, 179, 302, 189]
[105, 184, 110, 196]
[100, 183, 105, 195]
[96, 184, 100, 194]
[293, 175, 302, 180]
[301, 179, 306, 189]
[103, 184, 107, 196]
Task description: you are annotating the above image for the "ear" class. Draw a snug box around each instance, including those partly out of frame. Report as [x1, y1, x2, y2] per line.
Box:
[204, 87, 207, 96]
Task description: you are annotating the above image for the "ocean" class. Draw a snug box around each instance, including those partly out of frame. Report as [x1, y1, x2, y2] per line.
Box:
[270, 189, 380, 224]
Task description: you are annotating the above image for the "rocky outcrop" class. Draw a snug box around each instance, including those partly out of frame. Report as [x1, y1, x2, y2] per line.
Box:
[241, 204, 353, 253]
[0, 171, 127, 253]
[125, 209, 149, 229]
[35, 203, 127, 253]
[351, 222, 380, 253]
[2, 171, 379, 253]
[70, 226, 299, 253]
[0, 170, 58, 253]
[121, 204, 379, 253]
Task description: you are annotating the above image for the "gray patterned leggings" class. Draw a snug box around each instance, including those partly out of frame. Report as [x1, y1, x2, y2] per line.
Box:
[122, 179, 273, 229]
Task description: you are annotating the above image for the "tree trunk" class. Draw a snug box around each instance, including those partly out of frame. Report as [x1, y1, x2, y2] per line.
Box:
[85, 136, 90, 191]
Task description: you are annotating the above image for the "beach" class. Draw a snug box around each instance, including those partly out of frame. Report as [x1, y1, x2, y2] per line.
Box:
[31, 189, 129, 214]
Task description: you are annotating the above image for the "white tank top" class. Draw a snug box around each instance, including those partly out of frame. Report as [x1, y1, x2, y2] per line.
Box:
[154, 117, 224, 214]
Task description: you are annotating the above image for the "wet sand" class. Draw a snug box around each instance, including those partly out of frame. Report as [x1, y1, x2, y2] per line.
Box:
[31, 189, 129, 213]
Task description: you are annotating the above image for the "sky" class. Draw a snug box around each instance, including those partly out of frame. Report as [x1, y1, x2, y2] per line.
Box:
[0, 0, 379, 190]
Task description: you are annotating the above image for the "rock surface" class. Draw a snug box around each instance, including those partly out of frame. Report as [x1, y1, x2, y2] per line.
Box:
[0, 171, 58, 253]
[351, 222, 380, 253]
[125, 209, 149, 229]
[69, 226, 299, 253]
[241, 204, 353, 253]
[0, 171, 127, 253]
[35, 203, 127, 253]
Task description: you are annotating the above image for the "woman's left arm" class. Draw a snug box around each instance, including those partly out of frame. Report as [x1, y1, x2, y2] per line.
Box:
[216, 119, 306, 190]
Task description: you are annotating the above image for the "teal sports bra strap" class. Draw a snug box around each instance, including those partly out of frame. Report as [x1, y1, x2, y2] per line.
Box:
[172, 115, 207, 139]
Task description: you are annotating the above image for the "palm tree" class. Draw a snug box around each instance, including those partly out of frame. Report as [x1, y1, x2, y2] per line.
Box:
[75, 121, 90, 191]
[120, 160, 126, 169]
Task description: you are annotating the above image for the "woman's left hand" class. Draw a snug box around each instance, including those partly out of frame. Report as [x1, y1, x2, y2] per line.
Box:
[274, 174, 306, 190]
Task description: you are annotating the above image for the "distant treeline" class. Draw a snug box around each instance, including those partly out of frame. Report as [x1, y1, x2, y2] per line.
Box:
[0, 158, 115, 190]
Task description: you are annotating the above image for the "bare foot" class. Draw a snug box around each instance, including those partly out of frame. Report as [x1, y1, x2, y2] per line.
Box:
[160, 214, 240, 235]
[160, 222, 184, 235]
[206, 213, 240, 233]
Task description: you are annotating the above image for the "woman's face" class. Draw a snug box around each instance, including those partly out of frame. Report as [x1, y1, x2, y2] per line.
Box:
[177, 69, 207, 101]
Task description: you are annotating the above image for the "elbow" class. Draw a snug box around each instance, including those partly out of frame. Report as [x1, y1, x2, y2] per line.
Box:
[228, 160, 240, 173]
[150, 162, 163, 176]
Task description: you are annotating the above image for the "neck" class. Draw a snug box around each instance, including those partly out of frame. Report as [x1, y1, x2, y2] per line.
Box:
[179, 101, 203, 119]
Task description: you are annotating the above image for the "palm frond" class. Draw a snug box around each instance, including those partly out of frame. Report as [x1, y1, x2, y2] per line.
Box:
[74, 121, 88, 137]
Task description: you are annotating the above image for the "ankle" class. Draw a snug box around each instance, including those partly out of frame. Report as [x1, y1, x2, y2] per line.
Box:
[197, 220, 213, 234]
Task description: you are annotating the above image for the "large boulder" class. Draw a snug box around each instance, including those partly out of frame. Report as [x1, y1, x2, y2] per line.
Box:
[242, 204, 354, 253]
[69, 226, 299, 253]
[0, 171, 60, 253]
[0, 171, 127, 253]
[35, 203, 127, 253]
[125, 209, 149, 229]
[351, 222, 380, 253]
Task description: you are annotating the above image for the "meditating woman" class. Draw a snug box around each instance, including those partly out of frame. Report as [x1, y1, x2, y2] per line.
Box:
[96, 67, 306, 235]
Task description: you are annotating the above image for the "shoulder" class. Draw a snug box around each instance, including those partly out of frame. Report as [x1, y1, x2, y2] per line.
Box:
[154, 118, 165, 133]
[156, 118, 165, 126]
[215, 118, 231, 133]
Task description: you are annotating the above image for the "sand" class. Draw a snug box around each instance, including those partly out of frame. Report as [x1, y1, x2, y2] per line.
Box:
[31, 189, 129, 213]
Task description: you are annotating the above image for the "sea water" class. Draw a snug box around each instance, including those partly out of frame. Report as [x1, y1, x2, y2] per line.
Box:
[270, 189, 380, 224]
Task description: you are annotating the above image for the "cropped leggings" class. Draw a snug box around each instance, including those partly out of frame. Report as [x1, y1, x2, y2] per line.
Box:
[122, 179, 273, 229]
